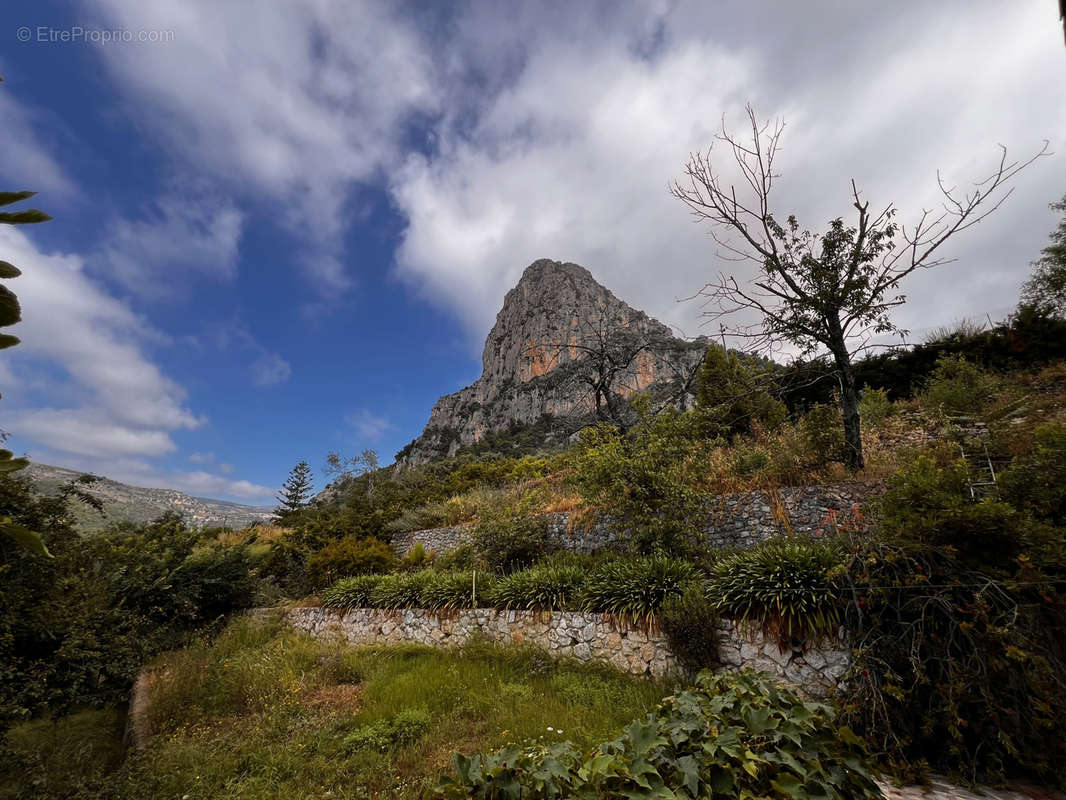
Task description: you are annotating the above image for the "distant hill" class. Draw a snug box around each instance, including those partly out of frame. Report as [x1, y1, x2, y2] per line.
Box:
[23, 462, 276, 533]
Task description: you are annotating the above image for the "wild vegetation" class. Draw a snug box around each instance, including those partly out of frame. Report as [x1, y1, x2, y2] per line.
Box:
[4, 199, 1066, 796]
[1, 618, 668, 799]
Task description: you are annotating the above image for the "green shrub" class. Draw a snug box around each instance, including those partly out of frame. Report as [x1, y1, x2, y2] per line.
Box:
[320, 575, 385, 610]
[488, 565, 585, 611]
[876, 455, 1027, 574]
[432, 543, 476, 572]
[420, 571, 497, 610]
[921, 353, 1001, 413]
[799, 403, 847, 465]
[858, 386, 895, 426]
[842, 533, 1066, 784]
[707, 538, 844, 645]
[439, 668, 880, 799]
[571, 411, 705, 554]
[658, 585, 720, 672]
[305, 535, 395, 588]
[696, 345, 787, 436]
[471, 510, 556, 573]
[580, 555, 697, 627]
[403, 541, 429, 568]
[368, 571, 438, 609]
[999, 422, 1066, 525]
[344, 708, 430, 752]
[730, 444, 769, 477]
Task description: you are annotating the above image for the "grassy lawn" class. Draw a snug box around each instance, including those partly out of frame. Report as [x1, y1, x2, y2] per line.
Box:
[2, 615, 671, 799]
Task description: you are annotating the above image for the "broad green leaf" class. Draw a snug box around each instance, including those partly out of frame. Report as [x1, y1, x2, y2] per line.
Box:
[1, 518, 52, 557]
[772, 772, 811, 799]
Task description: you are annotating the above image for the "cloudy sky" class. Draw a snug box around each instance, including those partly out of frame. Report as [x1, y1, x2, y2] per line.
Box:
[1, 0, 1063, 501]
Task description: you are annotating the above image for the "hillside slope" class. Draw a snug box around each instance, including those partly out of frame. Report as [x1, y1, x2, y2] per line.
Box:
[24, 462, 274, 533]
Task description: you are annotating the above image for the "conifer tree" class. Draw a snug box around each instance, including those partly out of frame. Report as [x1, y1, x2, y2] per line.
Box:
[274, 461, 314, 522]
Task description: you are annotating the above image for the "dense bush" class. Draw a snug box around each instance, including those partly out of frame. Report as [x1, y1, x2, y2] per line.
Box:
[319, 575, 386, 610]
[571, 410, 705, 554]
[875, 456, 1029, 573]
[842, 453, 1066, 784]
[438, 668, 881, 799]
[488, 565, 585, 611]
[696, 345, 787, 437]
[799, 403, 847, 466]
[580, 555, 697, 627]
[779, 307, 1066, 409]
[305, 535, 395, 588]
[431, 543, 476, 572]
[658, 585, 720, 672]
[921, 354, 1001, 414]
[858, 386, 895, 426]
[707, 538, 844, 645]
[470, 508, 556, 573]
[999, 422, 1066, 525]
[0, 476, 258, 725]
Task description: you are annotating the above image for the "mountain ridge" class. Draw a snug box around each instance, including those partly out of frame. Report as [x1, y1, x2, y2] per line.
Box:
[23, 462, 275, 533]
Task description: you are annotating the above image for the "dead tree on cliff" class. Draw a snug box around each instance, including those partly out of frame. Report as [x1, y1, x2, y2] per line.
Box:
[568, 315, 651, 428]
[671, 105, 1047, 470]
[529, 308, 705, 430]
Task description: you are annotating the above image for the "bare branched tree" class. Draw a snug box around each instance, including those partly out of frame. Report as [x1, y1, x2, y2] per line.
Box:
[671, 104, 1048, 470]
[526, 301, 705, 430]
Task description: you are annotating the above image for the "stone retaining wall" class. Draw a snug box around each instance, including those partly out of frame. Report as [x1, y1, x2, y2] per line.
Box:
[266, 606, 849, 693]
[391, 483, 875, 557]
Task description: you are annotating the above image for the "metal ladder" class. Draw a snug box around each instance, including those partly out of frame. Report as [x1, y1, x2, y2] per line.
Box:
[948, 414, 1007, 500]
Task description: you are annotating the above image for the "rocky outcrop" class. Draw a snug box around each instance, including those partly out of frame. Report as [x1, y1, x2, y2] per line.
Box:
[397, 259, 707, 465]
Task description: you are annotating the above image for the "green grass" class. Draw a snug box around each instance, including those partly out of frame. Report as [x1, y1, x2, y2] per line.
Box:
[2, 616, 669, 800]
[0, 709, 127, 800]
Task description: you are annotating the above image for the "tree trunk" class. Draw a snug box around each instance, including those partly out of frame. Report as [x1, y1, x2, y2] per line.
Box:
[834, 352, 864, 471]
[827, 317, 864, 471]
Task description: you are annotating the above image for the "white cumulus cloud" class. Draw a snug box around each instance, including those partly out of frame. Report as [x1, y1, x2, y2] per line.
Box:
[1, 226, 203, 460]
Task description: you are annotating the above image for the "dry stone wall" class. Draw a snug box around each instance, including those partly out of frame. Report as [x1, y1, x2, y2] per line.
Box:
[265, 606, 850, 694]
[391, 483, 875, 557]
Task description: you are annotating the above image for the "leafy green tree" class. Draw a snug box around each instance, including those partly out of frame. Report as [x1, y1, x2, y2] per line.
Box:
[274, 461, 314, 522]
[1021, 194, 1066, 317]
[695, 344, 785, 436]
[672, 104, 1046, 469]
[572, 407, 704, 554]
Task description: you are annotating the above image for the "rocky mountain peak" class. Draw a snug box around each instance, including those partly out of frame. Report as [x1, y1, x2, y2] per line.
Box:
[397, 259, 706, 465]
[481, 259, 673, 386]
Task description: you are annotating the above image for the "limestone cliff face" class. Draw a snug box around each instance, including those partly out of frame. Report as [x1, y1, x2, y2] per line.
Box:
[398, 259, 706, 465]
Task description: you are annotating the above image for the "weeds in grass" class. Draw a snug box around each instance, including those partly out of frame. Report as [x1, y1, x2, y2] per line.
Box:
[344, 708, 430, 752]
